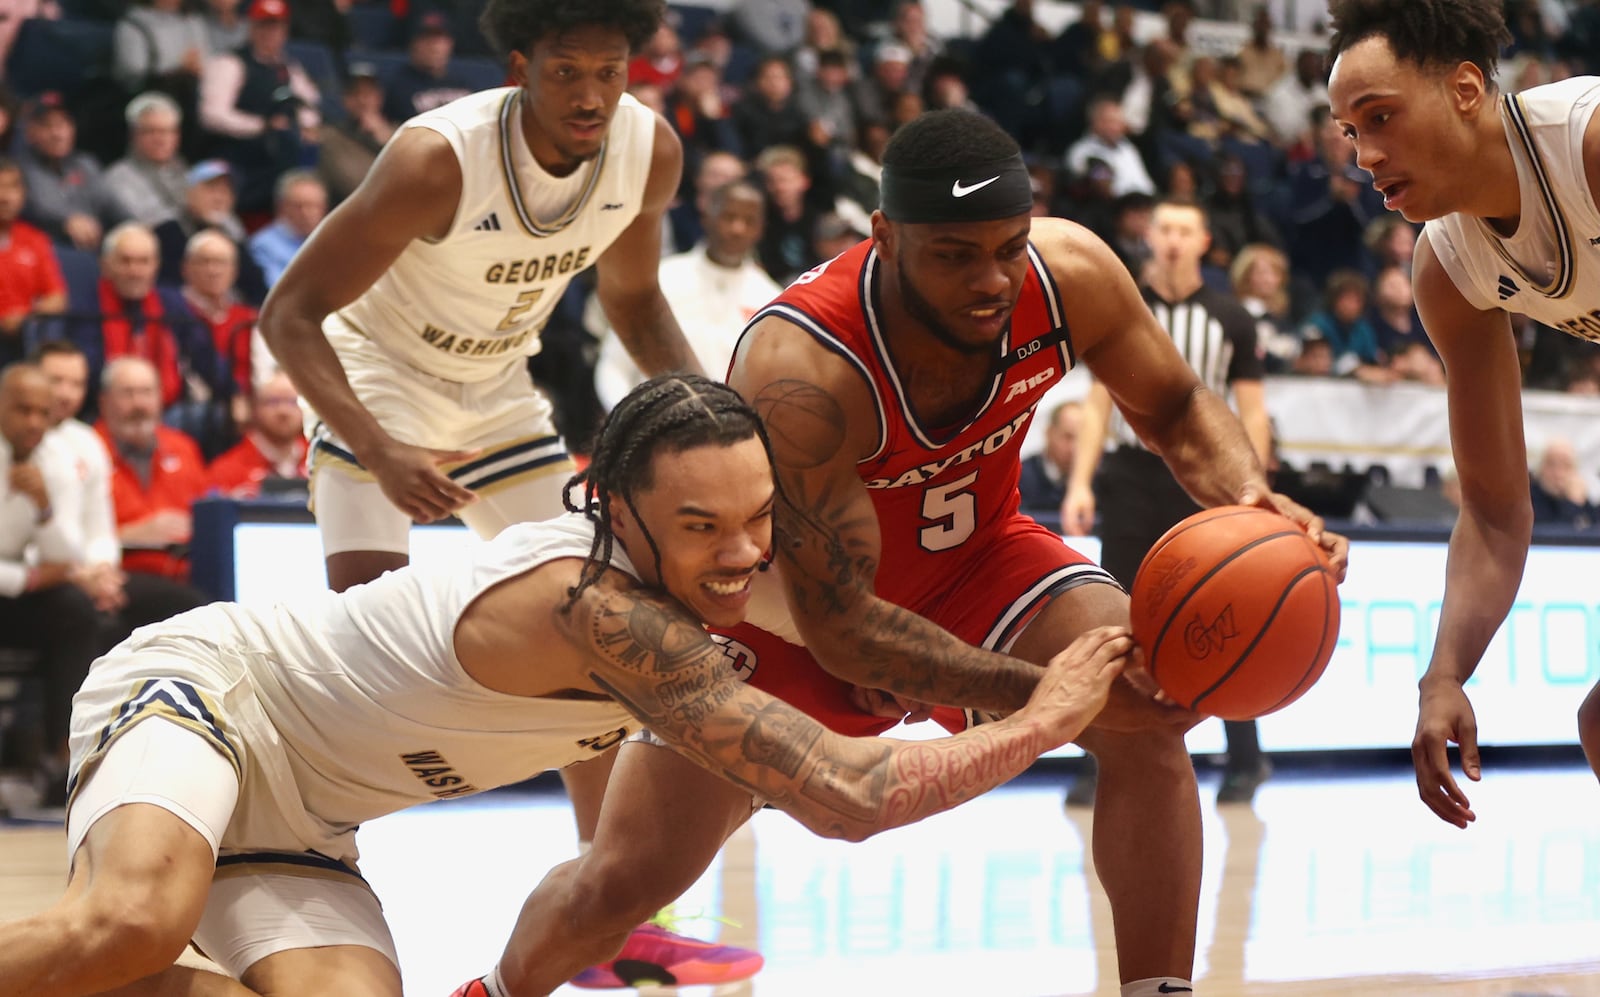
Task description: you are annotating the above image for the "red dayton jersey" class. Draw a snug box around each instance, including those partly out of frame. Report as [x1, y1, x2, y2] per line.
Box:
[751, 239, 1075, 611]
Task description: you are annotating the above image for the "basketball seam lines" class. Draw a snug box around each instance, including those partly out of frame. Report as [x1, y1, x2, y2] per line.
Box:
[1146, 528, 1302, 685]
[1262, 564, 1338, 714]
[1189, 561, 1324, 713]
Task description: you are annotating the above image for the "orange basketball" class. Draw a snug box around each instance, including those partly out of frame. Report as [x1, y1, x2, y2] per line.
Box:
[1128, 506, 1340, 721]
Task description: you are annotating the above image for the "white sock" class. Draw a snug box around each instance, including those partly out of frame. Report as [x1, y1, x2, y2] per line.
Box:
[1120, 979, 1194, 997]
[577, 839, 593, 856]
[479, 965, 510, 997]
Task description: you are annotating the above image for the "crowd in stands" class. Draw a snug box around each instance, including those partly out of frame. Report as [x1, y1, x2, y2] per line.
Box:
[5, 0, 1600, 807]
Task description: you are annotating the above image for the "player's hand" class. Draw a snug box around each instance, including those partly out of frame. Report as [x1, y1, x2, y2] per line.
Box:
[1082, 650, 1201, 734]
[8, 463, 50, 511]
[1237, 485, 1349, 582]
[1059, 482, 1095, 536]
[1412, 675, 1479, 828]
[366, 439, 480, 524]
[848, 685, 934, 724]
[1023, 626, 1132, 745]
[77, 563, 127, 612]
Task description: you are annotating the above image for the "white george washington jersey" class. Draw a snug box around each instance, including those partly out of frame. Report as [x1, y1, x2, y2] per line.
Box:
[336, 88, 656, 382]
[169, 513, 638, 836]
[1426, 76, 1600, 341]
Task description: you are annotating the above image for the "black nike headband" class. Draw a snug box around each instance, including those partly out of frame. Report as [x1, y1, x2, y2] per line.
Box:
[878, 153, 1033, 224]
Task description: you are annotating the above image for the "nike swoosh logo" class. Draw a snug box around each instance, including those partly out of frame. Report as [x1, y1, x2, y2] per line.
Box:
[1156, 986, 1193, 994]
[952, 176, 1000, 197]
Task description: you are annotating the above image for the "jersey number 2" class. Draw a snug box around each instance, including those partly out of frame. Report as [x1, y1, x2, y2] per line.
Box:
[919, 471, 978, 552]
[496, 289, 545, 331]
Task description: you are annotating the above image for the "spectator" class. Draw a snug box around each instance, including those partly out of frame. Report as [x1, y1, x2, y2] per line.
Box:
[1204, 152, 1281, 272]
[33, 275, 210, 653]
[0, 160, 67, 367]
[854, 41, 912, 128]
[0, 2, 59, 79]
[812, 209, 866, 262]
[1364, 213, 1419, 275]
[731, 57, 810, 157]
[1235, 4, 1287, 98]
[590, 180, 779, 410]
[1019, 399, 1080, 513]
[1054, 0, 1110, 84]
[665, 54, 740, 194]
[1291, 330, 1334, 376]
[288, 0, 351, 56]
[111, 0, 209, 95]
[628, 20, 684, 91]
[668, 149, 747, 254]
[922, 57, 976, 113]
[0, 361, 105, 808]
[1064, 156, 1118, 243]
[86, 222, 228, 415]
[181, 229, 258, 407]
[792, 8, 854, 81]
[1066, 97, 1156, 198]
[798, 48, 860, 157]
[151, 159, 265, 304]
[1369, 265, 1443, 385]
[16, 94, 119, 252]
[1262, 48, 1329, 147]
[888, 0, 941, 94]
[318, 64, 396, 205]
[1301, 269, 1391, 384]
[198, 0, 322, 215]
[1122, 39, 1178, 138]
[1230, 243, 1296, 373]
[1286, 107, 1386, 293]
[201, 0, 248, 53]
[1105, 190, 1156, 278]
[95, 356, 208, 582]
[755, 144, 822, 284]
[729, 0, 811, 56]
[248, 169, 326, 288]
[205, 370, 305, 497]
[103, 92, 190, 228]
[382, 11, 473, 124]
[1530, 438, 1598, 528]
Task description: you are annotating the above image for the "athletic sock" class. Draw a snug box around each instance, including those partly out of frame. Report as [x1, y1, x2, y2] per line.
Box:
[1120, 977, 1195, 996]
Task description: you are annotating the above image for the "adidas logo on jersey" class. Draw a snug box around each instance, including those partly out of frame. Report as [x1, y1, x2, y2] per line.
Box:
[1498, 274, 1519, 300]
[473, 213, 503, 232]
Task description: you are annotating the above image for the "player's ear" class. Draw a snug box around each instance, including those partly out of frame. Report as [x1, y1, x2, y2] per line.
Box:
[870, 210, 894, 259]
[1449, 59, 1488, 117]
[508, 50, 530, 88]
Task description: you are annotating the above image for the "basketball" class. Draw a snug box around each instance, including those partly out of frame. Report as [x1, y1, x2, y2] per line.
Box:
[1129, 506, 1340, 721]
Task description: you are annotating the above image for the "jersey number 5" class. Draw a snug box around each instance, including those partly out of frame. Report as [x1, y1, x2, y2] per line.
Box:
[496, 289, 545, 331]
[919, 471, 978, 552]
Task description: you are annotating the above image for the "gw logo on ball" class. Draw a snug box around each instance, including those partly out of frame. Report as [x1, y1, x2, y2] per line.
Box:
[1184, 605, 1239, 658]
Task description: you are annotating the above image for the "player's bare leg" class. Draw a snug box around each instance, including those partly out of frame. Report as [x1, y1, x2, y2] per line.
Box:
[491, 740, 759, 994]
[0, 804, 220, 996]
[325, 551, 411, 594]
[560, 745, 619, 843]
[240, 944, 401, 997]
[1577, 678, 1600, 781]
[1009, 583, 1202, 986]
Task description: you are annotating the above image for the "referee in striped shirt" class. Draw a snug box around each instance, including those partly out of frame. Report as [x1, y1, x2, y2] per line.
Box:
[1062, 198, 1276, 806]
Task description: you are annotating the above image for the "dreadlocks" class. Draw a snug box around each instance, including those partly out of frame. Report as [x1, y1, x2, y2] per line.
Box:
[562, 374, 774, 609]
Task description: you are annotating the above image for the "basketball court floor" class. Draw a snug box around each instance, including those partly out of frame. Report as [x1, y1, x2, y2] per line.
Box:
[3, 757, 1597, 995]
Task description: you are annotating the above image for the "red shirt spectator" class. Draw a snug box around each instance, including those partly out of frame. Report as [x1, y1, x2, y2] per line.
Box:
[181, 229, 258, 395]
[95, 357, 207, 580]
[206, 372, 306, 497]
[0, 220, 65, 329]
[0, 160, 68, 364]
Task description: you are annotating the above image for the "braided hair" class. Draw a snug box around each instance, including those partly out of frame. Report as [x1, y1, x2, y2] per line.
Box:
[562, 374, 775, 609]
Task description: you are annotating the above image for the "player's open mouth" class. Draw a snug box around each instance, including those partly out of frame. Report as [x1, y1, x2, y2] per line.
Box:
[704, 577, 751, 597]
[567, 119, 605, 139]
[1375, 178, 1408, 209]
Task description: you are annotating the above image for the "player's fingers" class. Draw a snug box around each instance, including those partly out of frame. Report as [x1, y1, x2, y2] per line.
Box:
[428, 447, 483, 466]
[1457, 723, 1482, 781]
[1413, 732, 1471, 827]
[426, 469, 477, 508]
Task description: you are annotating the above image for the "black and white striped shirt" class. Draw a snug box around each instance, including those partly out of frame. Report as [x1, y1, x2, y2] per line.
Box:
[1108, 284, 1264, 450]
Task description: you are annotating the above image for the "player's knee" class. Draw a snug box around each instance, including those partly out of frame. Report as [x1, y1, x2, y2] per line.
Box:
[70, 892, 193, 979]
[566, 853, 674, 934]
[1083, 724, 1193, 773]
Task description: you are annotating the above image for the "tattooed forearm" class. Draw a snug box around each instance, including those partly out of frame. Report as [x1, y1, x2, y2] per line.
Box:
[740, 700, 826, 778]
[878, 722, 1043, 826]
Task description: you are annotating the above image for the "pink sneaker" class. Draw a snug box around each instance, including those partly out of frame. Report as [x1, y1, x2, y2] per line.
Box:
[568, 922, 764, 989]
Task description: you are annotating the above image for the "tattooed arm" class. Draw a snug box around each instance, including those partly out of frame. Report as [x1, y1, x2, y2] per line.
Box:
[560, 575, 1129, 840]
[726, 318, 1043, 714]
